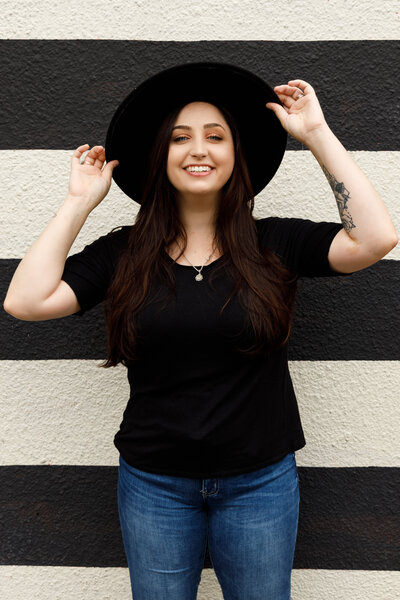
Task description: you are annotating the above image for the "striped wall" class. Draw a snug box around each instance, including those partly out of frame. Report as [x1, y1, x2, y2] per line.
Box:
[1, 2, 399, 598]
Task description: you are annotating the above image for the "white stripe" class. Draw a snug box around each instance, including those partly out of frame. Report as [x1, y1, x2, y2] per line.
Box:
[0, 150, 136, 259]
[1, 0, 399, 40]
[0, 360, 128, 466]
[1, 150, 399, 260]
[289, 361, 400, 467]
[292, 570, 400, 600]
[0, 566, 399, 600]
[1, 360, 399, 467]
[0, 566, 131, 600]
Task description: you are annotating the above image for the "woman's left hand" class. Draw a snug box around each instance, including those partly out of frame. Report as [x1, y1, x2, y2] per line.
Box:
[266, 80, 328, 146]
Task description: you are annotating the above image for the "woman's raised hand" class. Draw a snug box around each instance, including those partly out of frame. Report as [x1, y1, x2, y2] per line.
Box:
[266, 80, 329, 146]
[67, 144, 119, 212]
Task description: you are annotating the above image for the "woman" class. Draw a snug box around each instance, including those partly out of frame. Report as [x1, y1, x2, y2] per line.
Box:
[4, 63, 397, 599]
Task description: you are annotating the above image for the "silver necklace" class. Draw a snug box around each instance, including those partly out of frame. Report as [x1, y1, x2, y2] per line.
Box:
[176, 243, 217, 281]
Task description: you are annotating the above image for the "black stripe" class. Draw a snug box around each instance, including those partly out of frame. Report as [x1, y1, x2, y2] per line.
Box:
[1, 259, 399, 360]
[0, 465, 398, 569]
[1, 40, 399, 150]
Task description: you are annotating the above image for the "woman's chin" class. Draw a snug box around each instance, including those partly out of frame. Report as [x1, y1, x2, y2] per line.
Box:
[176, 188, 222, 204]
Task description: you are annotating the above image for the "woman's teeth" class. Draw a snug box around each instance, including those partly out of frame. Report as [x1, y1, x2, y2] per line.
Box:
[185, 166, 212, 172]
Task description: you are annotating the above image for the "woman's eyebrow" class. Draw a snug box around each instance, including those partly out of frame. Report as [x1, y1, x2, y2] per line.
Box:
[172, 122, 226, 131]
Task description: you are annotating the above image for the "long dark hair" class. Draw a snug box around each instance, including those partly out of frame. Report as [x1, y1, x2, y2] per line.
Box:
[102, 100, 298, 367]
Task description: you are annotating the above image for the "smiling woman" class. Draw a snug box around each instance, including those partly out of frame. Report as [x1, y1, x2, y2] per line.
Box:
[101, 91, 297, 363]
[166, 102, 235, 218]
[3, 61, 397, 600]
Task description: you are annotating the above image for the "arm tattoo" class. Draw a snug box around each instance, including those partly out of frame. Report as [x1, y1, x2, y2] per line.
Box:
[322, 165, 356, 232]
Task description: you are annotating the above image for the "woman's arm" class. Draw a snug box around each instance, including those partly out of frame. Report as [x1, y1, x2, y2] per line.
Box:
[266, 80, 398, 273]
[3, 144, 119, 320]
[305, 124, 398, 273]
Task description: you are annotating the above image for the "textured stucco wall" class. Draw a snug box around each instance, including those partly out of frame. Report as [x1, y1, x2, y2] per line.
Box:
[1, 0, 399, 40]
[1, 2, 399, 599]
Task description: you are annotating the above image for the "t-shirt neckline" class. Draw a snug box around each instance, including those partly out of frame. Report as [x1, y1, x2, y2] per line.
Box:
[164, 250, 224, 269]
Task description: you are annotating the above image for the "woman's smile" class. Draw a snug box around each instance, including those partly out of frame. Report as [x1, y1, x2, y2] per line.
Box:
[183, 166, 215, 177]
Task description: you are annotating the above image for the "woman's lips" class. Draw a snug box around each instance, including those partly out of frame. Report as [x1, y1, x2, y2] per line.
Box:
[183, 168, 215, 177]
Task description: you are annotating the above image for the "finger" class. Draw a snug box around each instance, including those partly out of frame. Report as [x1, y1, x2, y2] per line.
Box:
[275, 84, 304, 97]
[71, 144, 90, 164]
[274, 92, 297, 109]
[81, 145, 103, 166]
[287, 79, 314, 94]
[92, 146, 106, 170]
[273, 87, 300, 105]
[102, 159, 119, 182]
[274, 85, 307, 104]
[265, 102, 289, 122]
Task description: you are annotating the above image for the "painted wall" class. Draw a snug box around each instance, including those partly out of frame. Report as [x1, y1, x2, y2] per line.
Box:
[1, 1, 399, 598]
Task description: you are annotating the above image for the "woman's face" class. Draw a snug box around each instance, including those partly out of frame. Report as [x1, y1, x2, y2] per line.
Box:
[166, 102, 235, 201]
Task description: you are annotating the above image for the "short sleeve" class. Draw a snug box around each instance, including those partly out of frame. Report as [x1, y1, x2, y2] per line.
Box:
[255, 216, 352, 278]
[61, 225, 131, 315]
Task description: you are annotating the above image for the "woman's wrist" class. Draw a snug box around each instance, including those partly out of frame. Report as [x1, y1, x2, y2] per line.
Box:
[302, 122, 334, 154]
[59, 194, 93, 222]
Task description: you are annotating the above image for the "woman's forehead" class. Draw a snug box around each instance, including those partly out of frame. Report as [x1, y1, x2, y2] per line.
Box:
[175, 101, 225, 121]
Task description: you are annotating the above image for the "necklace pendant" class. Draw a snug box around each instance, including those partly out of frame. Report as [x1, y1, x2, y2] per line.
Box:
[195, 273, 203, 281]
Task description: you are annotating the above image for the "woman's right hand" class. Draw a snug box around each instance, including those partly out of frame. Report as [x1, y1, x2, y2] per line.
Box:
[67, 144, 119, 212]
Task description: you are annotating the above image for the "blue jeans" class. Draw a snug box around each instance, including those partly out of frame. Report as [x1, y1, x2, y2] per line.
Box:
[117, 451, 299, 600]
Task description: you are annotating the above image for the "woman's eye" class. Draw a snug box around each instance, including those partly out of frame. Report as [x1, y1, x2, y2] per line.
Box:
[172, 135, 223, 142]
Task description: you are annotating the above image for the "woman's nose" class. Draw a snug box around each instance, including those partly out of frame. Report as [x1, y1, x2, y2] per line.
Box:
[190, 137, 207, 157]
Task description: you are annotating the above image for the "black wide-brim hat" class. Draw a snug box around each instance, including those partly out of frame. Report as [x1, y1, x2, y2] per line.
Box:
[105, 62, 287, 203]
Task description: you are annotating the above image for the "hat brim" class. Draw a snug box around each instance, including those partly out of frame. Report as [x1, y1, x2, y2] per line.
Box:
[105, 62, 287, 202]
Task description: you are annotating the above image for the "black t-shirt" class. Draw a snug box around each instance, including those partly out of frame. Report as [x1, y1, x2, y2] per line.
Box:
[61, 216, 349, 478]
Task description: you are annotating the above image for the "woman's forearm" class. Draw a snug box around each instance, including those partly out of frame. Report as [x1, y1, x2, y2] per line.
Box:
[305, 124, 398, 253]
[4, 144, 119, 320]
[4, 196, 91, 313]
